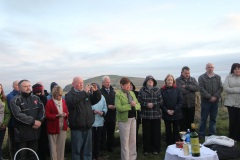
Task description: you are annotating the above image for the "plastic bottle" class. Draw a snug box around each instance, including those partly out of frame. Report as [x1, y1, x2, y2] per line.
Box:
[185, 129, 190, 143]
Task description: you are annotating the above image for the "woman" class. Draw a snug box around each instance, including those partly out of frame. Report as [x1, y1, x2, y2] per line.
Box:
[0, 84, 10, 160]
[138, 75, 162, 155]
[45, 85, 68, 160]
[91, 83, 108, 160]
[160, 74, 183, 145]
[223, 63, 240, 141]
[115, 77, 141, 160]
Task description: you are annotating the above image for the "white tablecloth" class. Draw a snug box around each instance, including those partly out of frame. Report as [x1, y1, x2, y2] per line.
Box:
[164, 144, 219, 160]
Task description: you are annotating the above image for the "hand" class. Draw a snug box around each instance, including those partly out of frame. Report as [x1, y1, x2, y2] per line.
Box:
[130, 101, 136, 107]
[0, 125, 6, 130]
[167, 110, 174, 115]
[182, 85, 186, 88]
[61, 113, 67, 117]
[32, 125, 39, 129]
[108, 105, 115, 110]
[147, 103, 153, 108]
[209, 96, 217, 102]
[34, 120, 41, 127]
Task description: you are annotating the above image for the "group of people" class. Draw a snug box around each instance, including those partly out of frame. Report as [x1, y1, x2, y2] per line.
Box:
[0, 62, 239, 160]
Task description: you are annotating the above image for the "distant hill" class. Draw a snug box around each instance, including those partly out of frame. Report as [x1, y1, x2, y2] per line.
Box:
[63, 75, 164, 92]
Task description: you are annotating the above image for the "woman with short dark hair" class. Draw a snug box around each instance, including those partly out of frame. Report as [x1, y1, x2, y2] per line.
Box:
[224, 63, 240, 141]
[115, 77, 141, 160]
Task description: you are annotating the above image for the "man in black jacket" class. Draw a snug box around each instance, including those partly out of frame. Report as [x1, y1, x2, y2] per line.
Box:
[100, 76, 116, 152]
[176, 66, 200, 131]
[10, 80, 45, 160]
[65, 76, 101, 160]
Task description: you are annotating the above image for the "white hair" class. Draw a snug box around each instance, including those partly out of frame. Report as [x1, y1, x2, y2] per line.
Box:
[102, 76, 110, 82]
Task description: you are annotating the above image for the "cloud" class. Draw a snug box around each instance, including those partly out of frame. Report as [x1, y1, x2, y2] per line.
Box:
[215, 13, 240, 31]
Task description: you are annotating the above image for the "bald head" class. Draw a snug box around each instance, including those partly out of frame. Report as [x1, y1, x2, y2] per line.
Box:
[205, 63, 215, 74]
[72, 76, 84, 91]
[12, 80, 19, 91]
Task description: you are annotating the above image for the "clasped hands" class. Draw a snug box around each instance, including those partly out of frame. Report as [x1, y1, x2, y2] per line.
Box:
[32, 120, 41, 129]
[94, 110, 104, 116]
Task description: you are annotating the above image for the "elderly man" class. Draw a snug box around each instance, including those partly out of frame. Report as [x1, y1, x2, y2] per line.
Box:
[100, 76, 116, 152]
[65, 76, 101, 160]
[7, 80, 19, 159]
[10, 80, 45, 160]
[198, 63, 223, 139]
[176, 66, 200, 131]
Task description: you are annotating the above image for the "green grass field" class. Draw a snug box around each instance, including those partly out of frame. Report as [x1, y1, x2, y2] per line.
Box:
[2, 105, 240, 160]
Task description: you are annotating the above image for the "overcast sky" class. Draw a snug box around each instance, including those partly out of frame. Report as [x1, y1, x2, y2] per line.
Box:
[1, 0, 240, 93]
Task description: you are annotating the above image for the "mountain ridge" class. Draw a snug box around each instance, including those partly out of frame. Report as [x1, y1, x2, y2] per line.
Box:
[63, 75, 164, 92]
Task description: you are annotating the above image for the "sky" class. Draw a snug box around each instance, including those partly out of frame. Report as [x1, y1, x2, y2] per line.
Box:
[1, 0, 240, 94]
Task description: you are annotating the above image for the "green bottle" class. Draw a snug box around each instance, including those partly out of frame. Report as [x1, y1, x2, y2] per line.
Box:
[190, 126, 200, 157]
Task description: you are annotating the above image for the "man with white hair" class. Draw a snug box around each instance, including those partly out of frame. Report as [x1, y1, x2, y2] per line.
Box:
[100, 76, 116, 152]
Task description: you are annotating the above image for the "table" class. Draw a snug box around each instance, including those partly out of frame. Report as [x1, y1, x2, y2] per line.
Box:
[164, 144, 219, 160]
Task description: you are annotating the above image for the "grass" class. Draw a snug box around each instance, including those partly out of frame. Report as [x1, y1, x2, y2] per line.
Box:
[2, 105, 240, 160]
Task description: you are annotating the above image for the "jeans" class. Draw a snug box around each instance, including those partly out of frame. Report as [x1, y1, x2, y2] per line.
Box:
[199, 101, 219, 137]
[0, 129, 6, 160]
[71, 129, 92, 160]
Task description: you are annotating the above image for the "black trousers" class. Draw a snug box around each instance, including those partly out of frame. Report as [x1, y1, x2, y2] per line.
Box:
[92, 126, 103, 159]
[101, 122, 115, 151]
[180, 107, 195, 131]
[227, 106, 240, 141]
[142, 119, 161, 153]
[16, 140, 38, 160]
[164, 120, 180, 145]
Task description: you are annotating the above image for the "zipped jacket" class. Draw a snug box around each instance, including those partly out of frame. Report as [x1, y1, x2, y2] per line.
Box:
[10, 93, 45, 142]
[65, 87, 101, 130]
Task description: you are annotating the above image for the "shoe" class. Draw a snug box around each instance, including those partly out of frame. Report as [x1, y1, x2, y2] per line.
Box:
[153, 152, 159, 155]
[144, 152, 149, 155]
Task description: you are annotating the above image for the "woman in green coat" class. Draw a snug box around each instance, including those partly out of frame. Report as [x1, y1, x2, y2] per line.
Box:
[115, 77, 141, 160]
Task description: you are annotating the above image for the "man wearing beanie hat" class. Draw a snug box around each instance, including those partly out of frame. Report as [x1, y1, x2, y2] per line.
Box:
[138, 75, 162, 155]
[32, 83, 48, 160]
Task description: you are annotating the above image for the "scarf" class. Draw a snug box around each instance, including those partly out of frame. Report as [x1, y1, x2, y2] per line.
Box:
[53, 98, 64, 129]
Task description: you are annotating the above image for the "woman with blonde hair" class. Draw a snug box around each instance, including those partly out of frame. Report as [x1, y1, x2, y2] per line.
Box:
[45, 85, 68, 160]
[160, 74, 183, 145]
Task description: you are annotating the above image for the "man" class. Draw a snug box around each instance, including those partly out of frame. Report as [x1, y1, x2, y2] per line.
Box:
[10, 80, 45, 160]
[176, 66, 200, 131]
[100, 76, 116, 152]
[7, 80, 19, 159]
[198, 63, 223, 138]
[65, 76, 101, 160]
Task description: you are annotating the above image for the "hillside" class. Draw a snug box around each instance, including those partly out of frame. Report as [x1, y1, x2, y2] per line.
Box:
[63, 75, 164, 92]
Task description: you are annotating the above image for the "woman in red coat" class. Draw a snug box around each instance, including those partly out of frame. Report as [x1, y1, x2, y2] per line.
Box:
[45, 85, 68, 160]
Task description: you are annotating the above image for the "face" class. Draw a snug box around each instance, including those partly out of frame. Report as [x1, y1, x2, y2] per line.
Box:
[20, 81, 32, 93]
[13, 81, 19, 91]
[121, 83, 131, 91]
[206, 63, 214, 74]
[54, 94, 62, 101]
[72, 77, 84, 91]
[103, 78, 111, 89]
[181, 69, 190, 79]
[147, 79, 154, 87]
[234, 67, 240, 76]
[166, 76, 174, 86]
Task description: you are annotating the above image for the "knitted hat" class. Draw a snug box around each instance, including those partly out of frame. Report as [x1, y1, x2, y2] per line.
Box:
[32, 84, 43, 94]
[50, 82, 58, 92]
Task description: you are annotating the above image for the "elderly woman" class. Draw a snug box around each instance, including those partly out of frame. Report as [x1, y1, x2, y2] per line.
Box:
[0, 84, 10, 160]
[115, 77, 141, 160]
[45, 85, 68, 160]
[161, 74, 183, 145]
[224, 63, 240, 141]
